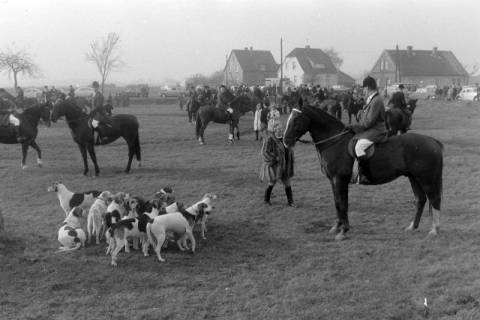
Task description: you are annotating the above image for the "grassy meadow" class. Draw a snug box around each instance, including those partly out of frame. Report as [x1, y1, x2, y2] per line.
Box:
[1, 99, 480, 320]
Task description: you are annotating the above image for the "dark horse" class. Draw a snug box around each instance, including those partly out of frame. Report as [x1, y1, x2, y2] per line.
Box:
[0, 102, 51, 169]
[345, 98, 364, 125]
[385, 98, 418, 136]
[283, 102, 443, 240]
[195, 95, 256, 145]
[318, 98, 342, 120]
[50, 100, 141, 176]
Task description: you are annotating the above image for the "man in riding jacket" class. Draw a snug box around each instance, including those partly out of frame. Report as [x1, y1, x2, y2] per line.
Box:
[349, 76, 386, 184]
[90, 81, 108, 145]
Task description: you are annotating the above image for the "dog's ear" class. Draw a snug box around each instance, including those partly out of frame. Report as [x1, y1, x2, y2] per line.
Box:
[72, 207, 83, 218]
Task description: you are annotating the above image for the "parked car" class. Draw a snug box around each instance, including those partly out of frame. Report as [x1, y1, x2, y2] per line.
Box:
[75, 86, 94, 98]
[456, 86, 479, 101]
[411, 85, 437, 100]
[159, 87, 185, 98]
[386, 83, 418, 97]
[24, 87, 43, 100]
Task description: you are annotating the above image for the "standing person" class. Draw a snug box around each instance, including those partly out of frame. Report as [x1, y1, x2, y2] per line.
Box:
[68, 85, 75, 100]
[42, 85, 49, 103]
[267, 103, 280, 133]
[253, 103, 263, 141]
[260, 102, 269, 139]
[259, 122, 295, 207]
[349, 76, 386, 184]
[16, 86, 24, 105]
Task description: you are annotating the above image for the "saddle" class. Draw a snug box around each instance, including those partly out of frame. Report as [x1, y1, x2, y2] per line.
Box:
[347, 135, 388, 159]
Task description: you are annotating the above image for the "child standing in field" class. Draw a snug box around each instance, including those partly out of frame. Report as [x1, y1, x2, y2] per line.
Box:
[260, 122, 296, 207]
[267, 103, 280, 133]
[253, 103, 263, 141]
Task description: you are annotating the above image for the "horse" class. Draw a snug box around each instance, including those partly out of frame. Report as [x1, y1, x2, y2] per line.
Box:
[318, 98, 342, 120]
[50, 100, 141, 176]
[345, 98, 364, 125]
[283, 101, 443, 241]
[195, 95, 257, 145]
[0, 102, 51, 169]
[385, 99, 418, 136]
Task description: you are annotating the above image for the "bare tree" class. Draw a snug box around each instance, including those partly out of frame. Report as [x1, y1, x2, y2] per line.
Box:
[323, 47, 343, 70]
[86, 32, 124, 93]
[0, 47, 40, 88]
[464, 63, 479, 76]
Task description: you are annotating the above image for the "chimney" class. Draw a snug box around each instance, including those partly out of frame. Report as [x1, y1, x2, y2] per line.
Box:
[432, 46, 438, 56]
[407, 45, 413, 55]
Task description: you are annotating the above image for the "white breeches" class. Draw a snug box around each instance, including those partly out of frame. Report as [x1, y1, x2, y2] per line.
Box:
[9, 114, 20, 126]
[91, 119, 99, 128]
[355, 138, 373, 157]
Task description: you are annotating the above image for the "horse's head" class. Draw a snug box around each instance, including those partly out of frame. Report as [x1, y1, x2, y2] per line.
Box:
[407, 98, 418, 113]
[283, 99, 310, 148]
[50, 99, 66, 122]
[41, 102, 52, 127]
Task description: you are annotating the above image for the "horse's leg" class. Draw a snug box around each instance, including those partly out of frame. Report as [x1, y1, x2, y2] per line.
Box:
[329, 177, 349, 241]
[86, 143, 100, 176]
[236, 124, 240, 140]
[134, 134, 141, 168]
[423, 181, 442, 236]
[125, 138, 135, 174]
[405, 177, 427, 231]
[78, 144, 89, 176]
[21, 142, 29, 169]
[30, 140, 42, 167]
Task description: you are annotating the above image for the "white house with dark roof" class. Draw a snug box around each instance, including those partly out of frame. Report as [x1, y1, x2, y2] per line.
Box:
[280, 46, 340, 87]
[370, 46, 468, 88]
[224, 47, 278, 86]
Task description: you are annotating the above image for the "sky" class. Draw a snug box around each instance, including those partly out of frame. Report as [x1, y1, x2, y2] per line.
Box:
[0, 0, 479, 87]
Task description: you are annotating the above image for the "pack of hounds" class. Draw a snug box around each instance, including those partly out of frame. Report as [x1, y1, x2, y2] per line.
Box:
[47, 182, 217, 266]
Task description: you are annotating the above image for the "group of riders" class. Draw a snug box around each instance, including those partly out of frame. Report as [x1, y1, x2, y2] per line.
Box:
[0, 81, 113, 145]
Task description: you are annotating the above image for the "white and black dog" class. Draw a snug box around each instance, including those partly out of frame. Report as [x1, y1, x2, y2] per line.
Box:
[184, 193, 217, 240]
[48, 182, 101, 216]
[87, 191, 113, 244]
[146, 202, 209, 262]
[57, 207, 87, 252]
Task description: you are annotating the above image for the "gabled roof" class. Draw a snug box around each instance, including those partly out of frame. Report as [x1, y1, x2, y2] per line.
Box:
[230, 49, 278, 73]
[385, 49, 468, 77]
[337, 70, 355, 85]
[286, 47, 337, 75]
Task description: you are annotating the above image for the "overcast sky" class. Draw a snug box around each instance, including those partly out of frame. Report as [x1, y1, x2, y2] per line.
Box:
[0, 0, 479, 87]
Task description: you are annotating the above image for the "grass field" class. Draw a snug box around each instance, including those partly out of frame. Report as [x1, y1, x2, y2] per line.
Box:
[1, 100, 480, 320]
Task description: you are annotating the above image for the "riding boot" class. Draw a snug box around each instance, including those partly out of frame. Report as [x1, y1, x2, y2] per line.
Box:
[350, 159, 359, 184]
[15, 125, 25, 142]
[357, 156, 371, 185]
[285, 186, 296, 207]
[264, 185, 273, 205]
[255, 130, 259, 141]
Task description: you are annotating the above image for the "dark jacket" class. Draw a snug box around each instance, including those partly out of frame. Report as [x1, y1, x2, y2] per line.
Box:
[260, 107, 269, 124]
[352, 92, 386, 142]
[92, 91, 104, 109]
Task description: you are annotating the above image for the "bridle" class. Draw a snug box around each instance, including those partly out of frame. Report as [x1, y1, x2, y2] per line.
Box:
[288, 107, 352, 152]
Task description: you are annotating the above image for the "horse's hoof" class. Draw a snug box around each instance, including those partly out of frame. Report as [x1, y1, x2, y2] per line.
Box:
[335, 232, 347, 241]
[21, 165, 27, 170]
[37, 159, 43, 167]
[405, 221, 415, 232]
[137, 162, 142, 168]
[427, 229, 438, 237]
[329, 225, 339, 234]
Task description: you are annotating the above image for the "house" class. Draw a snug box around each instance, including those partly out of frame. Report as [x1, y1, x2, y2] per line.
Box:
[224, 48, 278, 86]
[337, 70, 356, 87]
[369, 46, 468, 88]
[280, 46, 339, 87]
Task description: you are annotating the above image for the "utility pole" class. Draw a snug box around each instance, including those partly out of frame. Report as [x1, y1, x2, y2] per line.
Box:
[280, 37, 283, 95]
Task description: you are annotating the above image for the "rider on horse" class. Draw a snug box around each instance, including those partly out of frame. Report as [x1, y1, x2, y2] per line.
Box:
[349, 76, 386, 184]
[388, 84, 412, 130]
[216, 85, 234, 122]
[90, 81, 109, 145]
[0, 89, 26, 142]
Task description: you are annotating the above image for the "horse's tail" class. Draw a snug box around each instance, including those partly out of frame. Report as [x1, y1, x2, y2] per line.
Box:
[384, 111, 392, 133]
[195, 112, 202, 138]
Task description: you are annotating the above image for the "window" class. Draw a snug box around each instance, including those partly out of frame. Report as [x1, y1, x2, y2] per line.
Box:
[293, 75, 297, 83]
[292, 61, 296, 70]
[285, 62, 289, 69]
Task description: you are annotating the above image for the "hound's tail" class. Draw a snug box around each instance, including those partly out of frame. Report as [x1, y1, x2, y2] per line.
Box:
[146, 222, 156, 247]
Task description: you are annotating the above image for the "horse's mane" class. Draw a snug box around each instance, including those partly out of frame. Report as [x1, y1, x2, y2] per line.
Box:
[218, 90, 235, 102]
[303, 104, 345, 130]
